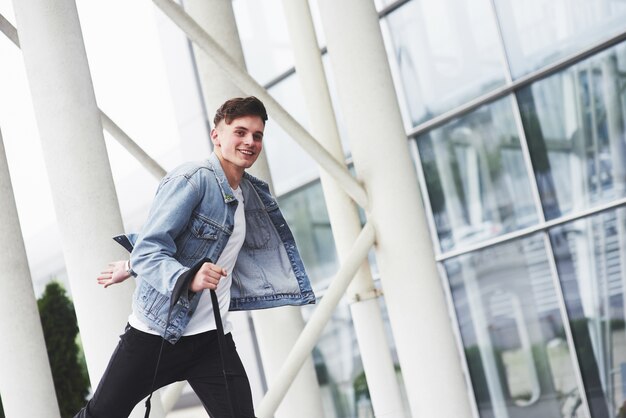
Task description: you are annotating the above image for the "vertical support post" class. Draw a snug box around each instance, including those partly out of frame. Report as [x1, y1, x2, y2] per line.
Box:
[316, 0, 473, 416]
[280, 0, 406, 416]
[11, 3, 164, 416]
[182, 2, 325, 416]
[0, 130, 61, 418]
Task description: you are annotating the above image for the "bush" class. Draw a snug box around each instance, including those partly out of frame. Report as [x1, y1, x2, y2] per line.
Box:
[38, 282, 90, 417]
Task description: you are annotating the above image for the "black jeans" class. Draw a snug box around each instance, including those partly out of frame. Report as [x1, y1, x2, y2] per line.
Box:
[74, 325, 255, 418]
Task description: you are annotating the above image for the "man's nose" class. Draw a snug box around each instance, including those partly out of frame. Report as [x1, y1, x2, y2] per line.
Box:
[243, 133, 254, 145]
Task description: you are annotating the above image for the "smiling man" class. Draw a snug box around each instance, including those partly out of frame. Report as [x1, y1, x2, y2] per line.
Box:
[75, 97, 315, 418]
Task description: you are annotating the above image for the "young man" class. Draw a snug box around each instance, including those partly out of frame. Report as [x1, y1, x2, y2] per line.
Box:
[75, 97, 315, 418]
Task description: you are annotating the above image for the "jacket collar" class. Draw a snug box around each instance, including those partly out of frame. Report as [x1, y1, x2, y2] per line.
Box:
[207, 153, 239, 204]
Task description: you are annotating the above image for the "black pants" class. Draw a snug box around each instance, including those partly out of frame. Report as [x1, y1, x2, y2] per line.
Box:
[74, 325, 255, 418]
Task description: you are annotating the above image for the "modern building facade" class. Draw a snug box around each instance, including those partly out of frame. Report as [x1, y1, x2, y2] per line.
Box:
[1, 0, 626, 417]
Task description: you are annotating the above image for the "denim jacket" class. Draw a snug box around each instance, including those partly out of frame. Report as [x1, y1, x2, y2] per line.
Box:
[122, 153, 315, 343]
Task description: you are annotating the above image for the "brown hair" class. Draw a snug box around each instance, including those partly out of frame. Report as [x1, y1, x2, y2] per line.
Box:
[213, 96, 268, 127]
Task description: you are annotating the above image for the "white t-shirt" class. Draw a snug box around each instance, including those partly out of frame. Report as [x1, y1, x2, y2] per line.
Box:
[129, 186, 246, 335]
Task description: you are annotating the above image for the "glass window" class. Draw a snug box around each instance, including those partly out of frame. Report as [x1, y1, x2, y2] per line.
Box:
[446, 235, 584, 417]
[302, 300, 369, 418]
[416, 96, 538, 252]
[518, 42, 626, 220]
[550, 208, 626, 417]
[278, 180, 338, 289]
[233, 0, 294, 85]
[494, 0, 626, 79]
[264, 74, 320, 196]
[302, 288, 407, 418]
[382, 0, 506, 127]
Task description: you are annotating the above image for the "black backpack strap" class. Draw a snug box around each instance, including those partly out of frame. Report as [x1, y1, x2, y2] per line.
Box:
[210, 288, 236, 417]
[144, 257, 237, 418]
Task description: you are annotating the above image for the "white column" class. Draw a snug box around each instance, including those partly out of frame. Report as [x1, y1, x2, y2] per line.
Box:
[182, 0, 273, 189]
[10, 4, 164, 417]
[281, 1, 406, 417]
[316, 1, 473, 417]
[182, 2, 325, 417]
[0, 130, 61, 418]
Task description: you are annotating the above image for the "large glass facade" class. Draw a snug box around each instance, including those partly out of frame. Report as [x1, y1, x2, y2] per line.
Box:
[232, 0, 626, 417]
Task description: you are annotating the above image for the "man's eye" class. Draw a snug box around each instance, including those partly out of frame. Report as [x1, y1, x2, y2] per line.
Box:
[253, 134, 263, 141]
[235, 131, 245, 136]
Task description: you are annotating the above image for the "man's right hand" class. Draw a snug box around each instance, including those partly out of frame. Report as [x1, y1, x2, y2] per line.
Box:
[189, 262, 227, 292]
[97, 260, 132, 288]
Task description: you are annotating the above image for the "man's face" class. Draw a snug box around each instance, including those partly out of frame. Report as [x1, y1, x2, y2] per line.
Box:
[211, 115, 264, 171]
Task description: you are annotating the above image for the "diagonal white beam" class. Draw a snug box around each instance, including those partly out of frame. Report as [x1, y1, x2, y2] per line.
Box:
[151, 0, 369, 210]
[100, 112, 166, 180]
[0, 13, 19, 46]
[1, 15, 168, 182]
[256, 221, 377, 418]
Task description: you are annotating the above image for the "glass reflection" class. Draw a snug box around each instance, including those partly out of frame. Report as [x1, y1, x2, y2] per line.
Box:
[278, 180, 339, 289]
[494, 0, 626, 79]
[264, 74, 320, 196]
[383, 0, 505, 126]
[446, 235, 584, 417]
[416, 97, 538, 252]
[304, 301, 365, 418]
[550, 208, 626, 417]
[302, 285, 406, 418]
[518, 42, 626, 220]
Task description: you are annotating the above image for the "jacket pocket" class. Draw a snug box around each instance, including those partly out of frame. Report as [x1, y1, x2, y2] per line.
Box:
[177, 213, 220, 260]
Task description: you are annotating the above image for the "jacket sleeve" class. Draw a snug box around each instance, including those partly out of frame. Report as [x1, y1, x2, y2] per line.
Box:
[129, 173, 202, 296]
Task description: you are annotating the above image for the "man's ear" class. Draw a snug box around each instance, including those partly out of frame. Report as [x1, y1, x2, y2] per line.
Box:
[210, 128, 220, 146]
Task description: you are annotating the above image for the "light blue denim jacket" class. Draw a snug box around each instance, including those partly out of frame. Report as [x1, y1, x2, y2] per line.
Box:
[123, 153, 315, 343]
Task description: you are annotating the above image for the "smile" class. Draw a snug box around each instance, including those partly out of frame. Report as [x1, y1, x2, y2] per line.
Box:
[238, 149, 255, 156]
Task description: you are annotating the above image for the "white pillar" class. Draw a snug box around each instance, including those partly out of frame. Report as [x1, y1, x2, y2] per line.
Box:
[183, 0, 273, 188]
[10, 3, 164, 416]
[182, 2, 325, 417]
[281, 1, 406, 417]
[316, 1, 473, 417]
[0, 130, 61, 418]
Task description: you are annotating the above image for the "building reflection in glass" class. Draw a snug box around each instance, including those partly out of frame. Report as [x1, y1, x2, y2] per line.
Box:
[416, 97, 538, 252]
[383, 0, 505, 126]
[494, 0, 626, 79]
[550, 208, 626, 417]
[518, 42, 626, 220]
[445, 234, 584, 417]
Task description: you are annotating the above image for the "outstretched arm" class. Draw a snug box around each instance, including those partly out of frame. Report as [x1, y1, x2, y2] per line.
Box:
[97, 260, 132, 288]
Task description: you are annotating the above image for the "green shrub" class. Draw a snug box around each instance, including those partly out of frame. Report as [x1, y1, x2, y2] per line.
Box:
[38, 281, 90, 417]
